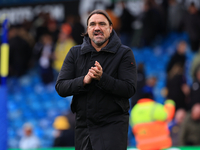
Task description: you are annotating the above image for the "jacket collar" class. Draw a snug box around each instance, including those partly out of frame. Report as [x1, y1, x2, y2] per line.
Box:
[80, 30, 121, 55]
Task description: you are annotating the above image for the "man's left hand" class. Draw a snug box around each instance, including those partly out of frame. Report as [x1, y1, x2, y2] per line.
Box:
[89, 61, 103, 80]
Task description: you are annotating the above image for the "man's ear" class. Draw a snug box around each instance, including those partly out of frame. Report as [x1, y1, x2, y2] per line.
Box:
[109, 25, 113, 33]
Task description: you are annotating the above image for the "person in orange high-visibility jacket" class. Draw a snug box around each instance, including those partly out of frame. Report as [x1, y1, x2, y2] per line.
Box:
[130, 97, 175, 150]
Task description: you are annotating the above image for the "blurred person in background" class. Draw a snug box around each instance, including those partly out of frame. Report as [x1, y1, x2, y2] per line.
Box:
[131, 63, 146, 108]
[179, 2, 200, 52]
[129, 93, 175, 150]
[53, 23, 76, 73]
[105, 3, 121, 36]
[71, 16, 85, 45]
[170, 108, 187, 146]
[165, 41, 190, 113]
[19, 20, 35, 50]
[167, 0, 184, 32]
[179, 103, 200, 146]
[189, 66, 200, 109]
[19, 123, 40, 149]
[141, 75, 157, 100]
[65, 15, 85, 45]
[55, 9, 137, 150]
[46, 14, 60, 44]
[32, 12, 49, 43]
[31, 12, 59, 45]
[9, 25, 33, 77]
[191, 48, 200, 80]
[166, 63, 190, 112]
[166, 40, 187, 74]
[140, 0, 164, 47]
[118, 1, 135, 47]
[33, 33, 55, 84]
[53, 111, 75, 147]
[131, 74, 157, 108]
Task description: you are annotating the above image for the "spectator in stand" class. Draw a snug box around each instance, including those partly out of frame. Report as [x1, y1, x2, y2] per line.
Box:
[53, 23, 76, 73]
[140, 0, 164, 47]
[141, 75, 157, 100]
[65, 15, 85, 45]
[47, 18, 60, 44]
[179, 2, 200, 52]
[105, 4, 121, 36]
[191, 48, 200, 80]
[32, 12, 49, 43]
[33, 33, 55, 84]
[19, 123, 40, 149]
[118, 1, 135, 47]
[170, 108, 187, 146]
[189, 66, 200, 109]
[166, 40, 187, 74]
[179, 103, 200, 146]
[166, 64, 190, 112]
[159, 0, 170, 34]
[53, 111, 75, 147]
[71, 15, 85, 45]
[9, 25, 32, 77]
[167, 0, 185, 32]
[19, 21, 35, 50]
[130, 63, 146, 108]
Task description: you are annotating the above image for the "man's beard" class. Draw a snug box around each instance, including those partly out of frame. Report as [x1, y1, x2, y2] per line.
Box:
[92, 30, 110, 47]
[92, 37, 109, 47]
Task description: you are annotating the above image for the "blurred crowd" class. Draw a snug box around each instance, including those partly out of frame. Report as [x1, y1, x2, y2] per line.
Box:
[5, 0, 200, 78]
[1, 0, 200, 148]
[131, 39, 200, 147]
[7, 12, 84, 84]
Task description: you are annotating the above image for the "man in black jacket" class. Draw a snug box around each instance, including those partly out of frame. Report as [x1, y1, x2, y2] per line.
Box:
[55, 9, 137, 150]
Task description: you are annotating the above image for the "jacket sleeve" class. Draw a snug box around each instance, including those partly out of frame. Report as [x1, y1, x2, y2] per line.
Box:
[152, 103, 168, 121]
[55, 48, 89, 97]
[153, 100, 175, 122]
[97, 48, 137, 98]
[164, 99, 175, 122]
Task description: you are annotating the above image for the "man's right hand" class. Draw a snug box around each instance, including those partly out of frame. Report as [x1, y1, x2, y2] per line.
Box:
[83, 72, 93, 86]
[83, 61, 103, 86]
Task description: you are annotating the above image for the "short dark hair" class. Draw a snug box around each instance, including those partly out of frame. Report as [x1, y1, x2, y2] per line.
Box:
[87, 9, 113, 26]
[82, 9, 113, 36]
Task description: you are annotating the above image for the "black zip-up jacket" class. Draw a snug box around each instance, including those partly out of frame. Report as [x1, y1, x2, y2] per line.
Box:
[55, 30, 137, 150]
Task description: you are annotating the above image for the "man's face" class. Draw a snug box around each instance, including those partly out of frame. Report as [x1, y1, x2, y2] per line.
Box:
[191, 104, 200, 120]
[87, 14, 112, 48]
[24, 128, 32, 136]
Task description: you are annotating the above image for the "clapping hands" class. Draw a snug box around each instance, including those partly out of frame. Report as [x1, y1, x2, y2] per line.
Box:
[83, 61, 103, 85]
